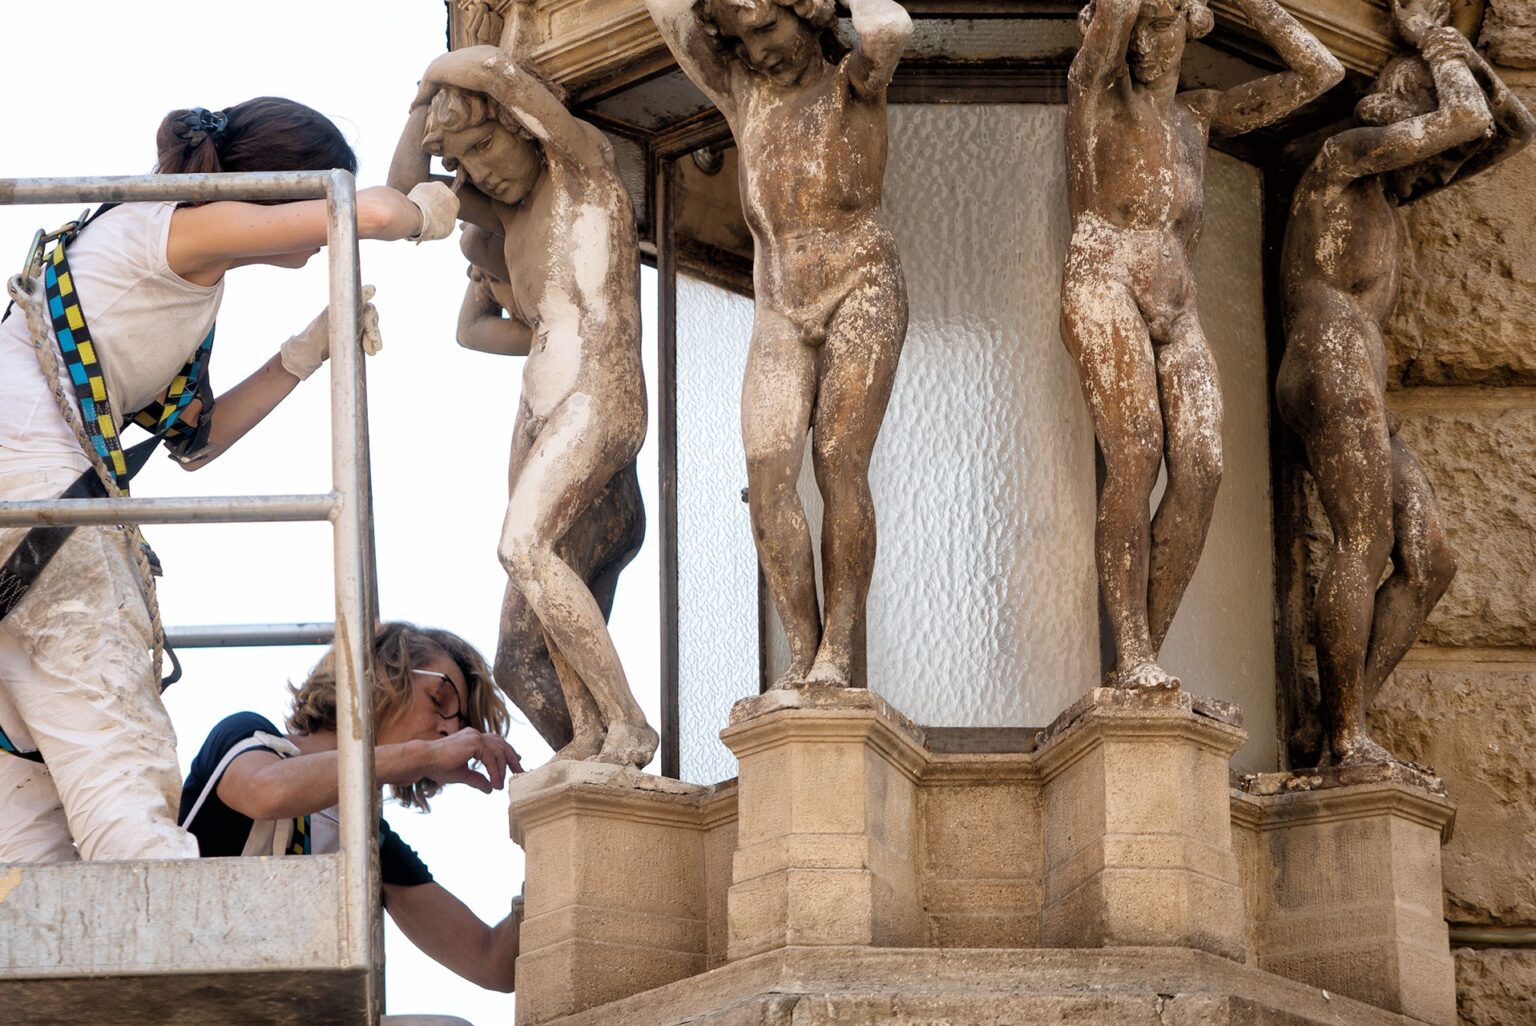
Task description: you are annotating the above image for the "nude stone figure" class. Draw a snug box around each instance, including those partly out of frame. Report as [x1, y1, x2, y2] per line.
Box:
[1063, 0, 1342, 690]
[646, 0, 913, 688]
[390, 45, 658, 767]
[1278, 0, 1534, 765]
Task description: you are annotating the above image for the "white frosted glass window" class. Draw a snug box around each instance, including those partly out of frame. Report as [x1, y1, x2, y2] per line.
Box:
[1158, 151, 1277, 772]
[675, 274, 758, 784]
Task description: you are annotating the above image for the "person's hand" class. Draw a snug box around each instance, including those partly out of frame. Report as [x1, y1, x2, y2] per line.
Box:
[407, 182, 461, 243]
[279, 285, 383, 381]
[422, 727, 525, 792]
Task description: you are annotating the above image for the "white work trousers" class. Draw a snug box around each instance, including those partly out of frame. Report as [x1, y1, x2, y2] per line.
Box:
[0, 446, 197, 862]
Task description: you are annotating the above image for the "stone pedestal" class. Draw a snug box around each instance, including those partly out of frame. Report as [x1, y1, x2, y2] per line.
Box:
[1035, 687, 1249, 960]
[1236, 763, 1458, 1026]
[506, 762, 734, 1026]
[720, 687, 926, 960]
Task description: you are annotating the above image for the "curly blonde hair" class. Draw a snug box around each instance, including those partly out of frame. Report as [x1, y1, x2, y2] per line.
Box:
[288, 622, 509, 811]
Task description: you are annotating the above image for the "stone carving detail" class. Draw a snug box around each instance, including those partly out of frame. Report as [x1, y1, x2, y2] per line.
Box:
[646, 0, 914, 687]
[390, 40, 658, 767]
[1061, 0, 1342, 690]
[1278, 0, 1534, 765]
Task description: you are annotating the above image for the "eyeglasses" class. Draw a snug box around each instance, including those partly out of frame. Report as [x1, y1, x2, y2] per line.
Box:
[411, 668, 464, 725]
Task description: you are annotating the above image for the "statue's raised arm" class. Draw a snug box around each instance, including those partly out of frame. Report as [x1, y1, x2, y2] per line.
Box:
[846, 0, 914, 99]
[645, 0, 739, 117]
[1068, 0, 1143, 94]
[418, 46, 608, 170]
[1201, 0, 1343, 138]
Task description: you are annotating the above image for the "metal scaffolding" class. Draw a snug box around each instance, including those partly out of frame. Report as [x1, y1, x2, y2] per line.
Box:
[0, 170, 382, 1021]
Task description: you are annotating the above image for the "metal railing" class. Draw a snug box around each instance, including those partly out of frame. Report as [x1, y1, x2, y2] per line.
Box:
[0, 171, 380, 1017]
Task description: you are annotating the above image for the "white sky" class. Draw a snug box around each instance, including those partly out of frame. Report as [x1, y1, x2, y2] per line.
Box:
[0, 3, 663, 1023]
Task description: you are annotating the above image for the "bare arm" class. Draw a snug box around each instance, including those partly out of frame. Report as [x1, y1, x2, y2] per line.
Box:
[175, 354, 298, 470]
[1427, 36, 1536, 186]
[1208, 0, 1344, 138]
[383, 883, 520, 992]
[1314, 31, 1493, 185]
[388, 103, 434, 193]
[214, 728, 522, 821]
[167, 188, 422, 284]
[1067, 0, 1140, 94]
[419, 46, 606, 168]
[644, 0, 738, 116]
[846, 0, 913, 100]
[458, 277, 534, 356]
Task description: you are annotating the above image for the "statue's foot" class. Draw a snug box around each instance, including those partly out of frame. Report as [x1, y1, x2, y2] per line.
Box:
[594, 721, 659, 768]
[1331, 732, 1396, 768]
[1106, 661, 1180, 691]
[802, 657, 851, 688]
[771, 664, 816, 690]
[553, 730, 603, 762]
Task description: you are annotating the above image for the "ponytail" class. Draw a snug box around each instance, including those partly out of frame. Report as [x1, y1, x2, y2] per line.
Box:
[155, 97, 358, 178]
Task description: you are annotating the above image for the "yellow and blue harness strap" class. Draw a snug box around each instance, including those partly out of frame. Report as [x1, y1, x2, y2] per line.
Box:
[289, 814, 312, 855]
[43, 240, 215, 487]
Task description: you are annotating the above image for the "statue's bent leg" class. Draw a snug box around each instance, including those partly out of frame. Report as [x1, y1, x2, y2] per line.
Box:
[806, 276, 907, 686]
[1282, 339, 1394, 765]
[1061, 272, 1168, 687]
[1361, 435, 1456, 706]
[500, 393, 654, 767]
[742, 307, 821, 685]
[494, 580, 573, 750]
[1148, 314, 1224, 652]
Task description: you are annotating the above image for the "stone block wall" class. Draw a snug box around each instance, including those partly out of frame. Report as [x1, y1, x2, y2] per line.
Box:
[1338, 54, 1536, 1026]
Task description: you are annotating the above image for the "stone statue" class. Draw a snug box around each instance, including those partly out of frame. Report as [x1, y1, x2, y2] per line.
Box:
[389, 44, 658, 767]
[646, 0, 913, 688]
[1278, 0, 1534, 765]
[1062, 0, 1342, 690]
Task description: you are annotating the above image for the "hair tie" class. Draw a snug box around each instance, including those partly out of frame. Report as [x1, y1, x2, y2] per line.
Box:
[180, 107, 229, 147]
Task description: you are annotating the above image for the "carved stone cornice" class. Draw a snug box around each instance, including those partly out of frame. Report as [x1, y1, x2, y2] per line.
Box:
[517, 0, 1470, 99]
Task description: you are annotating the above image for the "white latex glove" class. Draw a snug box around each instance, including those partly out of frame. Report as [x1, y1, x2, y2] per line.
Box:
[407, 182, 460, 243]
[279, 285, 382, 381]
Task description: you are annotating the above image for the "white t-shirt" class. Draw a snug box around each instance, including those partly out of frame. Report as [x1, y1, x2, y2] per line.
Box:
[0, 202, 224, 456]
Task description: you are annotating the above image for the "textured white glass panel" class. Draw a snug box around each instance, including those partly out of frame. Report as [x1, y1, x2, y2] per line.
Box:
[1159, 151, 1278, 772]
[766, 105, 1100, 727]
[675, 275, 758, 784]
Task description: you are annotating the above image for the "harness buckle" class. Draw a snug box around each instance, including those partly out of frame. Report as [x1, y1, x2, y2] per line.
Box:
[20, 209, 92, 283]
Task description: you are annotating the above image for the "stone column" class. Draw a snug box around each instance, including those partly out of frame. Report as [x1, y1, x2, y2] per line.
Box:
[507, 763, 717, 1026]
[721, 687, 925, 960]
[1035, 687, 1248, 960]
[1240, 764, 1458, 1026]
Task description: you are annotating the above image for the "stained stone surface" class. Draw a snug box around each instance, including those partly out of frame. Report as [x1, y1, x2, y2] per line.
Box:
[1369, 665, 1536, 926]
[1479, 7, 1536, 69]
[1384, 88, 1536, 385]
[1454, 947, 1536, 1026]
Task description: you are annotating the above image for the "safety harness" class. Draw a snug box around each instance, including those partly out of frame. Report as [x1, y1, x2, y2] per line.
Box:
[179, 732, 327, 857]
[0, 207, 217, 762]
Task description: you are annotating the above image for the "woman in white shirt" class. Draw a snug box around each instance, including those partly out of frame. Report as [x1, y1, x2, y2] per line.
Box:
[0, 96, 457, 863]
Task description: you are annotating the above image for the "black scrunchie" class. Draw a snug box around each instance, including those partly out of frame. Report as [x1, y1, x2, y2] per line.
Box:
[180, 107, 228, 148]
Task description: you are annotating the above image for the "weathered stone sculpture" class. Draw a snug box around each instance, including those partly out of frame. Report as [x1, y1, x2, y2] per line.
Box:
[646, 0, 913, 688]
[390, 44, 658, 767]
[1062, 0, 1342, 689]
[1278, 0, 1534, 765]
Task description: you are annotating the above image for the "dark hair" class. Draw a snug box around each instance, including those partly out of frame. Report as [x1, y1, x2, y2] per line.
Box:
[695, 0, 848, 64]
[287, 621, 508, 811]
[156, 96, 358, 177]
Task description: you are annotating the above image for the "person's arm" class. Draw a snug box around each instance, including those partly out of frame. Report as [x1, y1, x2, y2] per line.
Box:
[645, 0, 739, 117]
[846, 0, 914, 100]
[418, 47, 607, 168]
[173, 353, 298, 470]
[215, 728, 523, 821]
[1313, 28, 1493, 186]
[1067, 0, 1140, 94]
[1205, 0, 1343, 138]
[166, 188, 425, 285]
[383, 883, 520, 992]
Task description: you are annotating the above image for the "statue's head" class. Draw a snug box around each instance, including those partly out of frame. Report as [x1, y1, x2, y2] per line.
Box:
[1080, 0, 1212, 84]
[1356, 55, 1437, 127]
[422, 86, 543, 206]
[695, 0, 839, 84]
